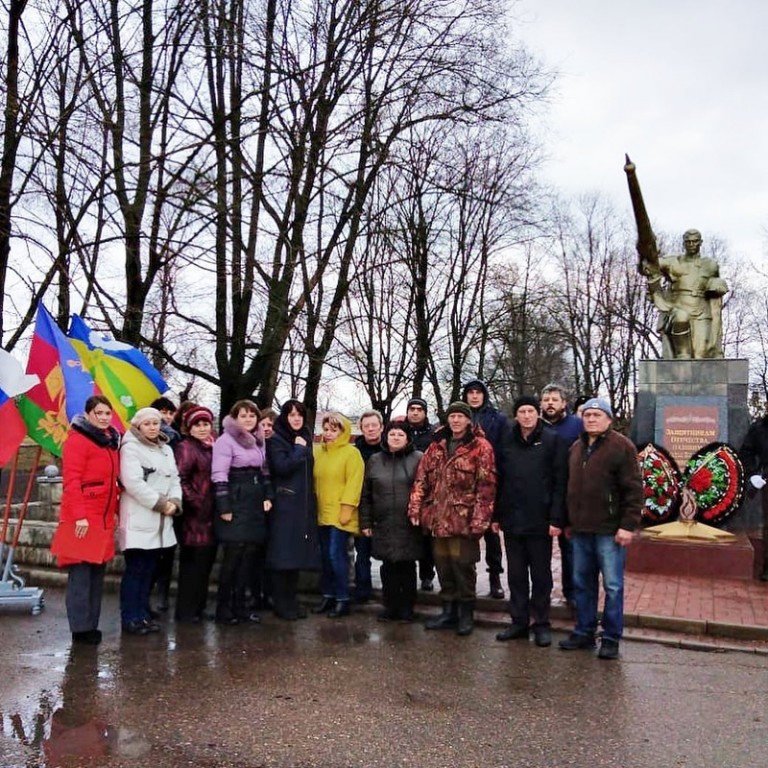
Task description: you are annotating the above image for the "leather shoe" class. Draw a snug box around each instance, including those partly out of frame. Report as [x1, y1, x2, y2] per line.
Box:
[142, 619, 161, 633]
[533, 627, 552, 647]
[312, 597, 335, 614]
[558, 632, 596, 650]
[598, 638, 620, 660]
[495, 624, 529, 642]
[72, 630, 101, 645]
[327, 601, 351, 618]
[122, 620, 150, 636]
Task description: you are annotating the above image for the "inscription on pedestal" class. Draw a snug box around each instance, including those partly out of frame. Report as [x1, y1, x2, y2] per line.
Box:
[655, 395, 727, 467]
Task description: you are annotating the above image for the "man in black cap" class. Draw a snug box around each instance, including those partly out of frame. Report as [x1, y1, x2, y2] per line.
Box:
[495, 395, 567, 648]
[461, 379, 510, 599]
[405, 397, 437, 590]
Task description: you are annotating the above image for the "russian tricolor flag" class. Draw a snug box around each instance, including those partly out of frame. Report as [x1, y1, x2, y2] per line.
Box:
[0, 348, 39, 466]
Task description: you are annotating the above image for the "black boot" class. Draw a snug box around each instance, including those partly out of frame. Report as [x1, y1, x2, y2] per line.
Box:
[328, 600, 351, 619]
[488, 572, 504, 599]
[425, 601, 458, 630]
[456, 602, 474, 636]
[312, 597, 335, 614]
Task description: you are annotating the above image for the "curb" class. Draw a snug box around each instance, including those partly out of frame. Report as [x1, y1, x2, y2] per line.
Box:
[17, 568, 768, 649]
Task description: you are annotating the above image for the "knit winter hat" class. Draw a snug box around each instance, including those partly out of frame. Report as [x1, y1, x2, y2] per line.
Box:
[445, 401, 472, 419]
[184, 406, 214, 430]
[513, 395, 541, 415]
[407, 397, 428, 411]
[581, 397, 613, 419]
[130, 407, 163, 426]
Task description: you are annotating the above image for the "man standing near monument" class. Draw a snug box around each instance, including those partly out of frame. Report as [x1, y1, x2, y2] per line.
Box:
[740, 416, 768, 581]
[559, 398, 642, 660]
[540, 383, 582, 610]
[461, 379, 509, 599]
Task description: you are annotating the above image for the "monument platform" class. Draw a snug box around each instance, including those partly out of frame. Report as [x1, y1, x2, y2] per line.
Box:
[627, 531, 755, 580]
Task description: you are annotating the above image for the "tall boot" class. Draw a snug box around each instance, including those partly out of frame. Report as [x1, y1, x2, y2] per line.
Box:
[424, 601, 458, 630]
[456, 601, 475, 636]
[488, 572, 504, 600]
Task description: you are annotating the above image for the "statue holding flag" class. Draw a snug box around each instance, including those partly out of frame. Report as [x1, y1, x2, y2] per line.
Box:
[624, 156, 729, 359]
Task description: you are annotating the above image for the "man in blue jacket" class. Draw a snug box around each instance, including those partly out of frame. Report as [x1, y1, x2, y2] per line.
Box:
[462, 379, 510, 599]
[541, 383, 582, 610]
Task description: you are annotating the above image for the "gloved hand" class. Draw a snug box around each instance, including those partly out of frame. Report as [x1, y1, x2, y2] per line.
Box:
[750, 475, 766, 490]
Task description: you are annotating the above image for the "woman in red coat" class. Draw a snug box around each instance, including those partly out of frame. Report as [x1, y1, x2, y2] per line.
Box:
[51, 395, 121, 645]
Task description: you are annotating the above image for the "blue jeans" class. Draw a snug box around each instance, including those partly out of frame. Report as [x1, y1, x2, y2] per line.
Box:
[354, 535, 372, 600]
[319, 526, 351, 602]
[121, 548, 160, 625]
[571, 533, 626, 642]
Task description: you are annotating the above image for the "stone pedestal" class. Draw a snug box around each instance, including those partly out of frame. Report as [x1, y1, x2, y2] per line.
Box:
[627, 532, 755, 580]
[631, 359, 751, 464]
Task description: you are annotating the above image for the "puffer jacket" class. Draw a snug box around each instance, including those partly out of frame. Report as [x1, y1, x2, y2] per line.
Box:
[359, 442, 423, 562]
[117, 428, 182, 551]
[211, 416, 273, 544]
[313, 414, 365, 534]
[407, 425, 496, 539]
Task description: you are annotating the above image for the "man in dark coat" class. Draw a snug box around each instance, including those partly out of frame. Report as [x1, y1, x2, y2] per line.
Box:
[405, 397, 437, 591]
[495, 395, 567, 648]
[462, 379, 509, 599]
[559, 398, 642, 660]
[740, 415, 768, 580]
[408, 402, 496, 636]
[353, 410, 384, 602]
[540, 382, 583, 609]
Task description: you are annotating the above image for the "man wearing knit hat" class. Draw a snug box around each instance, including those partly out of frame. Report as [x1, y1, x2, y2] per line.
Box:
[495, 395, 567, 647]
[408, 401, 496, 636]
[461, 379, 510, 600]
[405, 396, 438, 590]
[559, 398, 643, 660]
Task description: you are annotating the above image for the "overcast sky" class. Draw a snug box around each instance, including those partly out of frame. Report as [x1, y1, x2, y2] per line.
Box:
[513, 0, 767, 260]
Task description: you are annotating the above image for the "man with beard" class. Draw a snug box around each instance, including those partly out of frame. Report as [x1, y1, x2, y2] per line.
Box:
[540, 383, 582, 610]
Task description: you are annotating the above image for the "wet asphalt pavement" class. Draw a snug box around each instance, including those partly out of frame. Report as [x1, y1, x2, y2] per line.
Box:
[1, 589, 767, 768]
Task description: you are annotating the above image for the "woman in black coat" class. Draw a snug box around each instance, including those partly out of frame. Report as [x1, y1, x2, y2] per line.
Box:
[359, 421, 423, 622]
[266, 400, 321, 619]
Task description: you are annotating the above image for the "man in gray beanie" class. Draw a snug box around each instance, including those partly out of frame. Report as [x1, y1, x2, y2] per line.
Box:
[559, 397, 642, 660]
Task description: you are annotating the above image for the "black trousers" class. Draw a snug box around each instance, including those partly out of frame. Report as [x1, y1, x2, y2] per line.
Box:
[216, 542, 265, 620]
[66, 563, 105, 633]
[152, 544, 177, 596]
[380, 560, 417, 618]
[484, 529, 503, 575]
[271, 570, 301, 617]
[175, 544, 217, 621]
[418, 534, 435, 582]
[504, 533, 553, 628]
[433, 537, 480, 603]
[558, 533, 574, 601]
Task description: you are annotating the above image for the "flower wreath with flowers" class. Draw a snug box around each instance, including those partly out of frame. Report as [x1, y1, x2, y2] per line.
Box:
[638, 442, 744, 527]
[637, 443, 681, 524]
[682, 442, 745, 526]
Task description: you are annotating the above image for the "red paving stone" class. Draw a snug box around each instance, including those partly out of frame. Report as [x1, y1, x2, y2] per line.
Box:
[471, 537, 768, 630]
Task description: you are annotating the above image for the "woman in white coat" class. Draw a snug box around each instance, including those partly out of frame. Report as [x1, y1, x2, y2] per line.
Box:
[118, 407, 182, 635]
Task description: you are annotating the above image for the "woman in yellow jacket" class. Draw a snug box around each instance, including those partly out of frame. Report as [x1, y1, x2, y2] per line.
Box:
[313, 412, 365, 618]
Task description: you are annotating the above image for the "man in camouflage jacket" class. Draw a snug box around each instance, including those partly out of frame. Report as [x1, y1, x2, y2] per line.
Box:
[408, 402, 496, 636]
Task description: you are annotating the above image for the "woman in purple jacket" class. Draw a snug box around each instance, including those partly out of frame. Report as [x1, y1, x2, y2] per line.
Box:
[211, 400, 273, 624]
[173, 406, 217, 623]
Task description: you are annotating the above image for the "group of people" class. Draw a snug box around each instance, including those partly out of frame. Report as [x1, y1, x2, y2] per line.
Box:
[51, 380, 644, 661]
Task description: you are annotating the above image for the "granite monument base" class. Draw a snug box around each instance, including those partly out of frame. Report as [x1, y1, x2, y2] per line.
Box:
[627, 531, 755, 580]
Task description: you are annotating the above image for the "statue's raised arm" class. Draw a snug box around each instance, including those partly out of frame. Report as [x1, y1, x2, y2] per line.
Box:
[623, 156, 728, 359]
